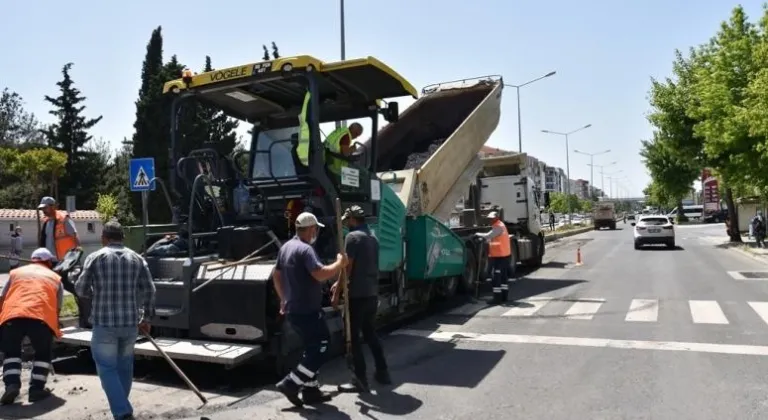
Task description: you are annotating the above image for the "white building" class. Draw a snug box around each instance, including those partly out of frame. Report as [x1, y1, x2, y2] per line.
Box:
[0, 209, 103, 272]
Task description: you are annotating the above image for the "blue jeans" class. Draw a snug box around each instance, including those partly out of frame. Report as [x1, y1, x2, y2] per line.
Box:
[91, 326, 138, 419]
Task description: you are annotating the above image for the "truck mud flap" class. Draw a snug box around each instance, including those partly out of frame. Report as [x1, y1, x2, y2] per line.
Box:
[58, 327, 262, 367]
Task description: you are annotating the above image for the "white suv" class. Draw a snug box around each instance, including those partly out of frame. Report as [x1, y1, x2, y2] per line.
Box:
[632, 216, 675, 249]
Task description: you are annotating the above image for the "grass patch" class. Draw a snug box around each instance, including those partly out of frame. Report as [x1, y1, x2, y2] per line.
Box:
[61, 294, 78, 318]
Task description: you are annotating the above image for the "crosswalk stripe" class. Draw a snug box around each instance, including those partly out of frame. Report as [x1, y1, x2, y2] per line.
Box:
[689, 300, 729, 324]
[502, 298, 553, 317]
[625, 299, 659, 322]
[563, 299, 605, 320]
[748, 302, 768, 325]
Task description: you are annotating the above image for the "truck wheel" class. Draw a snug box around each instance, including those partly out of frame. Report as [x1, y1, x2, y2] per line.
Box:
[438, 276, 459, 299]
[459, 248, 478, 294]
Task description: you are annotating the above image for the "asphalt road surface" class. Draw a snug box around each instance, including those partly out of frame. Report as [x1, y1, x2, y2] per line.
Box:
[178, 223, 768, 420]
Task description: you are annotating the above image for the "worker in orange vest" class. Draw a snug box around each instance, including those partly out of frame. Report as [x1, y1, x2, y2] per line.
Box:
[0, 248, 64, 405]
[475, 211, 512, 304]
[37, 196, 81, 263]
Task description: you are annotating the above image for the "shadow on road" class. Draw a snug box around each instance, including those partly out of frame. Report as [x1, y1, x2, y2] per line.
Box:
[0, 393, 66, 419]
[507, 278, 586, 301]
[637, 246, 685, 251]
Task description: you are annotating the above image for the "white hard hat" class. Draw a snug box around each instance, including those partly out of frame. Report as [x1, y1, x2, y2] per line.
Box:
[295, 212, 325, 228]
[31, 248, 55, 262]
[488, 211, 499, 219]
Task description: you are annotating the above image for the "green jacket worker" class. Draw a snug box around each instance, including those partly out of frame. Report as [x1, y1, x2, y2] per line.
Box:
[295, 92, 363, 174]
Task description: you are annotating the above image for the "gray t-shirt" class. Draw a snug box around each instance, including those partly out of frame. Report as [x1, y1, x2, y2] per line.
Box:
[44, 217, 77, 260]
[275, 236, 324, 314]
[345, 227, 379, 299]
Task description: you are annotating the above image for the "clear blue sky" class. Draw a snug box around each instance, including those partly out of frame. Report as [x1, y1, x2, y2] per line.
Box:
[3, 0, 762, 197]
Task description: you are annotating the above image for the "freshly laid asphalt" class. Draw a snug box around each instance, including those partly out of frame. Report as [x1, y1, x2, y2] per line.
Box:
[172, 222, 768, 420]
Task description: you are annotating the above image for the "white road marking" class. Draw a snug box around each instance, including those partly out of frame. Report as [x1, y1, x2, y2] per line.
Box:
[748, 302, 768, 325]
[625, 299, 659, 322]
[393, 329, 768, 357]
[502, 297, 554, 317]
[563, 299, 605, 320]
[727, 271, 747, 280]
[689, 300, 729, 324]
[728, 271, 768, 280]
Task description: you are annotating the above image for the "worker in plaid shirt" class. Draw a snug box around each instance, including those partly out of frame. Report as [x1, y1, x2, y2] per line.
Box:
[75, 220, 156, 420]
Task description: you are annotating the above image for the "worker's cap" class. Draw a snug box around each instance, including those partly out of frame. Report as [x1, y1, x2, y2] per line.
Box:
[342, 205, 365, 221]
[30, 248, 55, 262]
[487, 211, 499, 219]
[37, 196, 56, 209]
[295, 212, 325, 228]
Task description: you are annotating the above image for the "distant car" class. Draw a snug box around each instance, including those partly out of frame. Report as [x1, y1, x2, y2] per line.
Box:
[627, 214, 636, 221]
[632, 215, 675, 250]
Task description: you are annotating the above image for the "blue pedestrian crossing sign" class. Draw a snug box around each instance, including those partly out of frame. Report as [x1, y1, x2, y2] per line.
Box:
[130, 158, 156, 192]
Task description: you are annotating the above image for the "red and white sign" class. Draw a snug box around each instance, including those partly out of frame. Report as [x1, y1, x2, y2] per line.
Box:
[701, 169, 720, 210]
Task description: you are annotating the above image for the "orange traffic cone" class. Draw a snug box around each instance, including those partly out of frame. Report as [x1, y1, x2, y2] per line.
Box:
[575, 247, 583, 266]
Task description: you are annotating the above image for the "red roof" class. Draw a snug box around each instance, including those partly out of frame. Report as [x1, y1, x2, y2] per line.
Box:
[0, 209, 101, 220]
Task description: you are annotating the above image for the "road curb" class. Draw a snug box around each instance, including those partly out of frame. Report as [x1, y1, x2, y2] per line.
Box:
[544, 226, 593, 243]
[725, 244, 768, 265]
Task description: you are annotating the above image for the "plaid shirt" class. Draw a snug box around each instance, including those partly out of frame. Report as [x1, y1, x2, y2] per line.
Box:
[75, 243, 156, 328]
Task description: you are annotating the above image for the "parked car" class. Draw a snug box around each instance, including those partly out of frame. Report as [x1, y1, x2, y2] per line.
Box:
[632, 215, 676, 250]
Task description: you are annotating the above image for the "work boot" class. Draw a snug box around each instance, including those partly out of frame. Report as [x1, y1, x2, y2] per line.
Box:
[337, 376, 370, 393]
[374, 370, 392, 385]
[276, 378, 303, 407]
[28, 387, 52, 403]
[301, 387, 333, 404]
[0, 385, 20, 405]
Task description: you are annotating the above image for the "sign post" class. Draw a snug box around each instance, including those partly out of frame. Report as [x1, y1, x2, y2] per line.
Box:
[130, 158, 156, 230]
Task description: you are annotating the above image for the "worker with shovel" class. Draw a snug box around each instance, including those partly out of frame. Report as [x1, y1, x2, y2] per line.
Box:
[334, 205, 391, 393]
[0, 248, 64, 405]
[273, 212, 348, 407]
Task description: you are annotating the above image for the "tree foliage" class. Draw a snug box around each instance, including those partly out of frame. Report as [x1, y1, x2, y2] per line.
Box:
[0, 89, 44, 146]
[641, 5, 768, 240]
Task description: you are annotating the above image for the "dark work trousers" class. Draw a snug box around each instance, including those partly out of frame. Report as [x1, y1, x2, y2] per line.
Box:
[490, 256, 511, 302]
[284, 311, 330, 389]
[1, 318, 54, 390]
[348, 296, 388, 381]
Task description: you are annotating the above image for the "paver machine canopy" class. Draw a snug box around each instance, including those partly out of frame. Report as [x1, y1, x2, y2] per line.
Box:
[164, 55, 417, 258]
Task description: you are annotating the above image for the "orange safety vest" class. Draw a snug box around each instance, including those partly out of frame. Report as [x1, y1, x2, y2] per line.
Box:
[0, 263, 62, 338]
[488, 219, 511, 258]
[42, 210, 78, 260]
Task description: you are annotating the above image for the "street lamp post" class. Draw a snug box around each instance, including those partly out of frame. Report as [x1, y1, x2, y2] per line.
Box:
[504, 71, 556, 153]
[605, 171, 623, 198]
[587, 161, 617, 197]
[541, 124, 593, 223]
[574, 149, 610, 200]
[336, 0, 346, 130]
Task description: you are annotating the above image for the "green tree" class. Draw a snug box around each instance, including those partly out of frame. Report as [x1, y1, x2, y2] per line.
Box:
[640, 135, 699, 222]
[688, 6, 762, 241]
[0, 88, 44, 146]
[132, 27, 173, 223]
[42, 62, 103, 205]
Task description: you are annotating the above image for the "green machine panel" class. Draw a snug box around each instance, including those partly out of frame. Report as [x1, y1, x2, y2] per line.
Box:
[341, 181, 405, 272]
[406, 215, 466, 280]
[123, 224, 177, 252]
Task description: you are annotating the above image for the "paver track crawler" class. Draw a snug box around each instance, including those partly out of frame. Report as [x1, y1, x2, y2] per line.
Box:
[58, 58, 502, 372]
